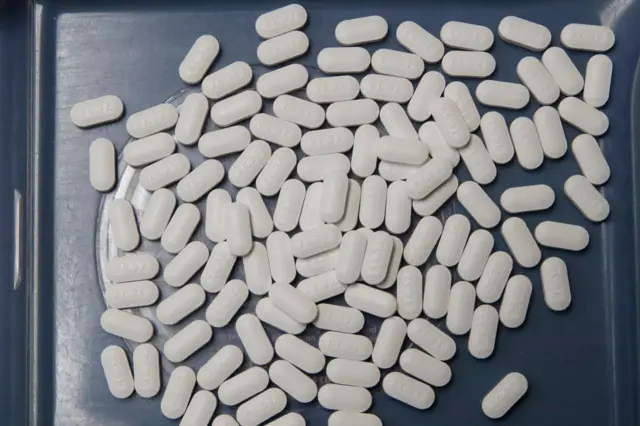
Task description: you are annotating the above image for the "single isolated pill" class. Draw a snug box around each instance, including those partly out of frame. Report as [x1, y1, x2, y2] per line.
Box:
[318, 384, 372, 412]
[480, 112, 515, 164]
[498, 16, 551, 51]
[482, 373, 528, 419]
[559, 97, 609, 136]
[123, 132, 175, 167]
[561, 23, 615, 52]
[236, 314, 274, 366]
[197, 345, 244, 391]
[179, 35, 219, 84]
[383, 372, 435, 410]
[540, 257, 572, 311]
[535, 221, 589, 251]
[430, 97, 471, 148]
[476, 81, 530, 110]
[205, 279, 249, 328]
[174, 92, 208, 145]
[198, 126, 251, 159]
[108, 198, 139, 252]
[399, 348, 452, 387]
[163, 320, 212, 363]
[409, 72, 446, 122]
[140, 188, 175, 241]
[407, 318, 456, 361]
[372, 316, 407, 369]
[360, 74, 414, 103]
[423, 265, 451, 319]
[510, 117, 544, 170]
[542, 46, 584, 96]
[446, 281, 476, 335]
[307, 75, 360, 103]
[403, 216, 442, 266]
[126, 103, 178, 138]
[101, 346, 134, 399]
[132, 344, 161, 398]
[533, 106, 568, 159]
[564, 175, 610, 222]
[516, 56, 560, 105]
[500, 275, 532, 328]
[89, 138, 116, 192]
[257, 31, 309, 66]
[476, 252, 513, 304]
[441, 51, 496, 78]
[584, 55, 613, 107]
[436, 214, 470, 267]
[202, 61, 253, 100]
[500, 184, 555, 213]
[70, 95, 123, 128]
[371, 48, 425, 79]
[257, 64, 308, 99]
[255, 4, 308, 39]
[161, 366, 196, 420]
[335, 15, 388, 45]
[459, 134, 498, 185]
[397, 21, 444, 63]
[457, 230, 494, 282]
[275, 334, 326, 374]
[501, 217, 541, 268]
[317, 47, 371, 74]
[572, 134, 610, 185]
[345, 283, 397, 318]
[314, 304, 365, 334]
[456, 181, 501, 228]
[468, 305, 499, 359]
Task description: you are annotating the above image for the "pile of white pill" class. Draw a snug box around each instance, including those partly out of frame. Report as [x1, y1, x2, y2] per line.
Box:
[75, 4, 615, 425]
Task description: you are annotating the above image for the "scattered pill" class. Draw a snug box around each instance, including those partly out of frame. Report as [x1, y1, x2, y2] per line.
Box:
[198, 126, 251, 159]
[446, 281, 476, 335]
[540, 257, 572, 311]
[476, 251, 513, 304]
[397, 21, 444, 63]
[297, 153, 351, 182]
[328, 412, 382, 426]
[205, 279, 249, 328]
[383, 372, 435, 409]
[243, 242, 273, 296]
[132, 344, 161, 398]
[372, 48, 424, 79]
[403, 216, 442, 266]
[140, 188, 176, 241]
[236, 388, 287, 426]
[156, 283, 206, 325]
[201, 241, 237, 293]
[517, 56, 560, 105]
[105, 252, 159, 283]
[256, 298, 306, 335]
[480, 112, 515, 164]
[441, 51, 496, 78]
[482, 372, 528, 419]
[237, 187, 274, 238]
[498, 16, 551, 51]
[273, 179, 306, 232]
[457, 230, 494, 282]
[561, 23, 615, 52]
[268, 360, 317, 403]
[101, 346, 134, 399]
[255, 4, 308, 39]
[161, 366, 196, 419]
[335, 15, 388, 45]
[564, 174, 610, 222]
[399, 348, 452, 387]
[559, 96, 609, 136]
[257, 63, 308, 99]
[500, 275, 532, 328]
[179, 35, 219, 84]
[360, 74, 414, 103]
[584, 54, 613, 107]
[307, 75, 360, 103]
[476, 80, 530, 110]
[257, 31, 309, 66]
[535, 221, 589, 251]
[372, 316, 407, 368]
[163, 319, 212, 363]
[176, 159, 225, 203]
[319, 331, 373, 361]
[250, 113, 302, 148]
[317, 47, 371, 74]
[236, 314, 274, 366]
[408, 72, 446, 122]
[423, 265, 451, 320]
[436, 214, 471, 267]
[510, 117, 544, 170]
[501, 217, 541, 268]
[407, 318, 457, 361]
[218, 367, 269, 406]
[275, 334, 326, 374]
[89, 138, 116, 192]
[430, 97, 471, 148]
[202, 61, 253, 100]
[197, 345, 244, 391]
[109, 198, 140, 252]
[456, 181, 501, 228]
[571, 134, 610, 185]
[123, 132, 176, 167]
[412, 175, 459, 217]
[71, 95, 124, 128]
[163, 240, 208, 288]
[174, 92, 208, 145]
[126, 103, 178, 138]
[345, 283, 397, 318]
[210, 90, 262, 127]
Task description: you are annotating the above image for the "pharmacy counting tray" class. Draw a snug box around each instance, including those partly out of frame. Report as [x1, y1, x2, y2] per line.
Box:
[1, 0, 639, 425]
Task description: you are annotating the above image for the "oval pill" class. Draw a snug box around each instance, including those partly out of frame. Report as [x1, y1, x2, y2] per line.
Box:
[564, 174, 610, 222]
[535, 221, 589, 251]
[542, 47, 584, 96]
[301, 127, 353, 157]
[584, 55, 613, 107]
[436, 214, 471, 267]
[163, 320, 212, 363]
[198, 126, 251, 159]
[360, 231, 393, 285]
[314, 304, 364, 334]
[345, 283, 397, 318]
[243, 242, 273, 296]
[406, 158, 454, 200]
[275, 334, 325, 374]
[257, 30, 309, 66]
[499, 275, 532, 328]
[297, 271, 347, 302]
[205, 279, 249, 328]
[318, 384, 372, 412]
[210, 90, 262, 127]
[109, 199, 140, 252]
[297, 153, 351, 182]
[457, 230, 494, 281]
[540, 257, 572, 311]
[326, 99, 380, 127]
[337, 179, 361, 232]
[290, 224, 342, 259]
[377, 236, 404, 290]
[336, 231, 367, 284]
[161, 366, 196, 419]
[236, 388, 287, 426]
[468, 305, 499, 359]
[256, 298, 306, 335]
[268, 360, 317, 403]
[181, 391, 217, 426]
[444, 81, 480, 131]
[409, 72, 446, 122]
[319, 331, 373, 361]
[317, 47, 371, 74]
[446, 281, 476, 335]
[383, 372, 435, 410]
[385, 181, 412, 234]
[176, 159, 224, 203]
[360, 74, 413, 103]
[498, 16, 551, 51]
[407, 318, 456, 361]
[430, 97, 470, 148]
[533, 106, 568, 159]
[482, 372, 528, 419]
[255, 4, 307, 39]
[250, 113, 302, 148]
[329, 412, 382, 426]
[237, 187, 273, 238]
[197, 345, 243, 391]
[321, 174, 349, 223]
[399, 348, 452, 387]
[476, 81, 530, 110]
[212, 415, 239, 426]
[133, 344, 160, 398]
[501, 217, 541, 268]
[480, 112, 515, 164]
[126, 103, 178, 138]
[456, 181, 501, 228]
[404, 216, 442, 266]
[218, 367, 269, 406]
[156, 283, 206, 325]
[517, 56, 560, 105]
[229, 140, 272, 188]
[423, 265, 452, 319]
[273, 95, 324, 129]
[378, 161, 421, 182]
[100, 309, 153, 343]
[359, 175, 387, 228]
[163, 241, 209, 287]
[257, 63, 308, 99]
[266, 232, 296, 283]
[412, 175, 458, 216]
[204, 189, 231, 244]
[174, 92, 208, 145]
[202, 61, 253, 100]
[572, 134, 610, 185]
[269, 282, 317, 324]
[440, 21, 493, 51]
[274, 179, 306, 232]
[501, 184, 555, 213]
[397, 266, 423, 320]
[106, 252, 159, 283]
[372, 316, 407, 368]
[123, 132, 175, 167]
[372, 48, 424, 79]
[326, 359, 380, 388]
[510, 117, 544, 170]
[140, 188, 175, 240]
[201, 242, 237, 293]
[477, 251, 513, 304]
[71, 95, 123, 128]
[139, 152, 191, 191]
[179, 35, 219, 84]
[307, 75, 360, 103]
[90, 138, 116, 192]
[101, 346, 134, 399]
[236, 314, 274, 365]
[397, 21, 444, 63]
[335, 15, 388, 45]
[376, 136, 428, 165]
[441, 51, 496, 78]
[227, 198, 259, 253]
[561, 23, 615, 52]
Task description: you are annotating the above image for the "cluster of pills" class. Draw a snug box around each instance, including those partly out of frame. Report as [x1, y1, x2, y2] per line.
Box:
[75, 4, 615, 426]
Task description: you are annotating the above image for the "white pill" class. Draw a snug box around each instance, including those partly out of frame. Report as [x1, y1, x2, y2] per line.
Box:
[542, 47, 584, 97]
[476, 81, 530, 110]
[541, 257, 572, 311]
[535, 221, 589, 251]
[423, 265, 451, 319]
[460, 135, 499, 187]
[202, 61, 253, 100]
[210, 90, 262, 127]
[561, 23, 615, 52]
[266, 232, 296, 283]
[372, 49, 424, 79]
[256, 64, 308, 100]
[317, 47, 371, 74]
[274, 179, 306, 232]
[457, 230, 494, 281]
[212, 415, 239, 426]
[301, 128, 353, 157]
[164, 320, 212, 363]
[430, 97, 471, 148]
[106, 252, 159, 283]
[100, 309, 153, 343]
[436, 214, 471, 267]
[204, 189, 231, 243]
[291, 224, 341, 259]
[326, 99, 380, 127]
[250, 114, 302, 148]
[71, 95, 123, 128]
[269, 282, 317, 324]
[237, 187, 273, 238]
[255, 4, 307, 39]
[318, 384, 372, 412]
[403, 216, 442, 266]
[406, 158, 454, 200]
[139, 153, 190, 192]
[444, 81, 481, 131]
[160, 202, 201, 254]
[227, 203, 253, 256]
[572, 134, 610, 185]
[139, 189, 175, 241]
[396, 266, 423, 320]
[378, 161, 421, 182]
[123, 133, 175, 167]
[109, 199, 139, 252]
[179, 35, 219, 84]
[498, 16, 551, 51]
[157, 283, 206, 325]
[321, 174, 349, 224]
[397, 21, 444, 63]
[337, 180, 361, 232]
[243, 242, 272, 296]
[480, 112, 514, 164]
[371, 316, 406, 368]
[326, 359, 380, 388]
[441, 51, 496, 78]
[510, 117, 544, 170]
[360, 74, 414, 103]
[267, 413, 305, 426]
[407, 318, 456, 361]
[299, 181, 323, 231]
[564, 175, 610, 222]
[441, 21, 493, 51]
[90, 138, 116, 192]
[297, 271, 347, 302]
[500, 184, 554, 214]
[336, 231, 367, 284]
[501, 217, 541, 268]
[336, 15, 388, 45]
[499, 275, 532, 328]
[383, 372, 435, 410]
[584, 55, 612, 107]
[456, 181, 500, 229]
[256, 298, 306, 335]
[163, 241, 208, 288]
[482, 372, 528, 419]
[359, 176, 387, 229]
[218, 367, 269, 406]
[446, 281, 476, 335]
[101, 346, 134, 399]
[477, 252, 513, 304]
[205, 279, 249, 328]
[176, 160, 225, 203]
[516, 57, 560, 105]
[360, 231, 393, 284]
[399, 348, 452, 387]
[319, 331, 373, 361]
[297, 153, 351, 182]
[126, 103, 178, 138]
[201, 241, 237, 293]
[273, 95, 324, 129]
[412, 175, 458, 216]
[258, 31, 309, 66]
[296, 248, 338, 279]
[236, 388, 287, 426]
[532, 107, 567, 159]
[275, 334, 326, 374]
[269, 360, 317, 403]
[161, 366, 196, 419]
[197, 345, 244, 391]
[307, 76, 360, 103]
[345, 283, 397, 318]
[329, 412, 381, 426]
[468, 305, 499, 359]
[175, 93, 208, 145]
[199, 126, 251, 159]
[409, 72, 446, 122]
[377, 236, 404, 290]
[229, 140, 271, 188]
[314, 304, 364, 334]
[133, 344, 160, 398]
[181, 391, 216, 426]
[236, 314, 274, 365]
[376, 136, 428, 165]
[385, 181, 412, 234]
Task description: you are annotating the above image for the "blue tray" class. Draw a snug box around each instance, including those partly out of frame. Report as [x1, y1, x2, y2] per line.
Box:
[2, 0, 640, 425]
